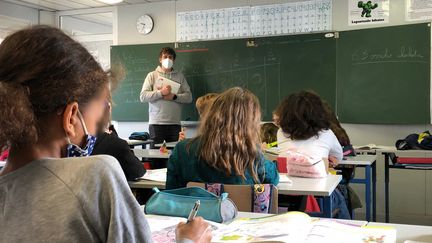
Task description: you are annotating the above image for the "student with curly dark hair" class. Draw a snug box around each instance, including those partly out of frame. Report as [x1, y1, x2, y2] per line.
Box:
[0, 26, 211, 243]
[275, 90, 343, 166]
[274, 90, 350, 219]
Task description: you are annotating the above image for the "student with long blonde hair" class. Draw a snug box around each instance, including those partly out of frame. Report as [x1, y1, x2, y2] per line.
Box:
[166, 87, 279, 189]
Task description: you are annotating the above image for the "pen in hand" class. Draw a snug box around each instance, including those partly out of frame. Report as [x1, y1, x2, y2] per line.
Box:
[187, 200, 200, 223]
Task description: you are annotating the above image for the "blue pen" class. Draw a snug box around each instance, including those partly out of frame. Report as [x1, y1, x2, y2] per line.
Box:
[187, 200, 200, 223]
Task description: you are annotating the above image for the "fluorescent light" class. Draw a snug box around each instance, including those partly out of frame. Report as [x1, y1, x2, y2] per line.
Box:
[97, 0, 123, 4]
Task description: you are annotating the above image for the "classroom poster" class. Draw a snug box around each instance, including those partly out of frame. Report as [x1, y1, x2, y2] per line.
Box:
[176, 0, 332, 41]
[348, 0, 389, 25]
[406, 0, 432, 21]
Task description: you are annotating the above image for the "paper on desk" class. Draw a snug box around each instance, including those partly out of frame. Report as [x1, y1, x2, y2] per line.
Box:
[279, 174, 292, 184]
[147, 214, 225, 243]
[141, 168, 167, 182]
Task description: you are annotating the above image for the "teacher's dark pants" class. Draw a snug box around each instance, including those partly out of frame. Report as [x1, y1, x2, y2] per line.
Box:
[148, 124, 181, 169]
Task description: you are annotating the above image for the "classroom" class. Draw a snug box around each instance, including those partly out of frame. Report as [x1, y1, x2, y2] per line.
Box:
[0, 0, 432, 242]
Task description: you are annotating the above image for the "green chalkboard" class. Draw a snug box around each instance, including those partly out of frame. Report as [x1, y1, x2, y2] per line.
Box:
[336, 23, 431, 124]
[111, 33, 336, 121]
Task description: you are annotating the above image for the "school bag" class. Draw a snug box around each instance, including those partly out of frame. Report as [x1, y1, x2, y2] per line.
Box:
[396, 131, 432, 150]
[282, 151, 327, 178]
[128, 131, 150, 141]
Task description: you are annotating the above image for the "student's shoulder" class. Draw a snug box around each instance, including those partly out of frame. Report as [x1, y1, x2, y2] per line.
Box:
[319, 129, 338, 140]
[39, 155, 123, 184]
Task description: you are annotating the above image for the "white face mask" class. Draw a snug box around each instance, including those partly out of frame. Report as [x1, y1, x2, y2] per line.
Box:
[161, 58, 173, 69]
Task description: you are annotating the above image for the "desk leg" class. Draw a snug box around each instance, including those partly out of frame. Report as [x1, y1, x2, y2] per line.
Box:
[323, 195, 332, 218]
[365, 164, 371, 222]
[372, 161, 377, 222]
[384, 153, 390, 223]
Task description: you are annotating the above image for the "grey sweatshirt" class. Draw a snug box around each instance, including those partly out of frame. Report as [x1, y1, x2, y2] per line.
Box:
[140, 66, 193, 125]
[0, 155, 152, 243]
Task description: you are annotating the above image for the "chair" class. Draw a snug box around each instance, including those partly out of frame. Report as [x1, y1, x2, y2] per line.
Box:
[187, 182, 278, 214]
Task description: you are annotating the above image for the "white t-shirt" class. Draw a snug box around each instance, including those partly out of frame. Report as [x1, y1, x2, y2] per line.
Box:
[277, 129, 343, 162]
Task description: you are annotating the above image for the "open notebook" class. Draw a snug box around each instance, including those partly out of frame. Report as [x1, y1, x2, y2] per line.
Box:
[212, 212, 396, 243]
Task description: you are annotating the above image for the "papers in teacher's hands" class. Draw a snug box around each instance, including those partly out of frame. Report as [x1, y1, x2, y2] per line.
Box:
[140, 168, 167, 182]
[155, 77, 181, 94]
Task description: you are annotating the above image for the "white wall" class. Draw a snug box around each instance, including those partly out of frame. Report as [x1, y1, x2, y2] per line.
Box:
[0, 1, 38, 24]
[114, 0, 432, 225]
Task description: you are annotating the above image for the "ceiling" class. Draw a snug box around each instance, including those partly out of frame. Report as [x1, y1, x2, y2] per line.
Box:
[2, 0, 174, 11]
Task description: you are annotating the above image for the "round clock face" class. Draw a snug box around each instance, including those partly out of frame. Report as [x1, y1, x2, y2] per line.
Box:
[136, 15, 154, 35]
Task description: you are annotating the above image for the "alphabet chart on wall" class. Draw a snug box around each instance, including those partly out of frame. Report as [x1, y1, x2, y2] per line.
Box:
[176, 0, 332, 42]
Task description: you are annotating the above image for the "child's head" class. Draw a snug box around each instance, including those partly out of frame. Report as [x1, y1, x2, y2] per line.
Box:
[195, 93, 218, 117]
[275, 90, 330, 140]
[260, 123, 278, 144]
[196, 87, 261, 181]
[0, 26, 109, 151]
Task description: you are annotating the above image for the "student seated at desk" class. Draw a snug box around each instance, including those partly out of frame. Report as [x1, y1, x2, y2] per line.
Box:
[274, 90, 350, 219]
[178, 93, 218, 141]
[0, 26, 211, 243]
[260, 122, 278, 150]
[91, 92, 146, 181]
[166, 87, 279, 189]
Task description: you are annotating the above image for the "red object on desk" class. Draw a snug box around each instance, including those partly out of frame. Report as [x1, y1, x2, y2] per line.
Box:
[396, 157, 432, 164]
[276, 157, 288, 173]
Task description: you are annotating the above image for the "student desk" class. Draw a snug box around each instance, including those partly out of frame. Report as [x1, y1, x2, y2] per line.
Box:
[367, 222, 432, 243]
[382, 149, 432, 223]
[339, 155, 377, 222]
[154, 141, 178, 148]
[132, 149, 171, 159]
[126, 139, 154, 149]
[129, 173, 342, 218]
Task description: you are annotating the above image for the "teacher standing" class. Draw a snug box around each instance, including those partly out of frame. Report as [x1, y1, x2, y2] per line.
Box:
[140, 47, 192, 145]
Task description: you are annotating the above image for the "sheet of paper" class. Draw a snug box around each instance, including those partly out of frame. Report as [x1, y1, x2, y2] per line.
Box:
[155, 77, 181, 94]
[406, 0, 432, 21]
[140, 168, 167, 182]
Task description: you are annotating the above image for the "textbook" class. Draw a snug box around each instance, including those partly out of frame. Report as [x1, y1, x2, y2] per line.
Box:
[354, 144, 395, 151]
[212, 212, 396, 243]
[155, 76, 181, 94]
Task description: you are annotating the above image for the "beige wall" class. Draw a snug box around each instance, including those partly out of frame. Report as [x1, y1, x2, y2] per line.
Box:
[115, 0, 432, 224]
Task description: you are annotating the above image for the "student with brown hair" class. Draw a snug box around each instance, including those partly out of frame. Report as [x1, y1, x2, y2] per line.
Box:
[178, 93, 218, 141]
[275, 90, 343, 166]
[195, 93, 218, 116]
[275, 90, 350, 219]
[166, 87, 279, 189]
[260, 122, 279, 149]
[0, 26, 211, 243]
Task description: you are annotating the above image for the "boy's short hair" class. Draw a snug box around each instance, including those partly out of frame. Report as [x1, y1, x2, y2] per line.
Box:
[260, 123, 278, 144]
[196, 93, 218, 116]
[159, 47, 176, 60]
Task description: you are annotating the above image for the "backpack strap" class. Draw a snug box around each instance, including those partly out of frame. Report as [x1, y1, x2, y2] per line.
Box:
[252, 184, 273, 213]
[205, 183, 224, 196]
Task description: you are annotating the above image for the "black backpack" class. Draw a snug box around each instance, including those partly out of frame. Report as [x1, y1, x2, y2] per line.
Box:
[396, 131, 432, 150]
